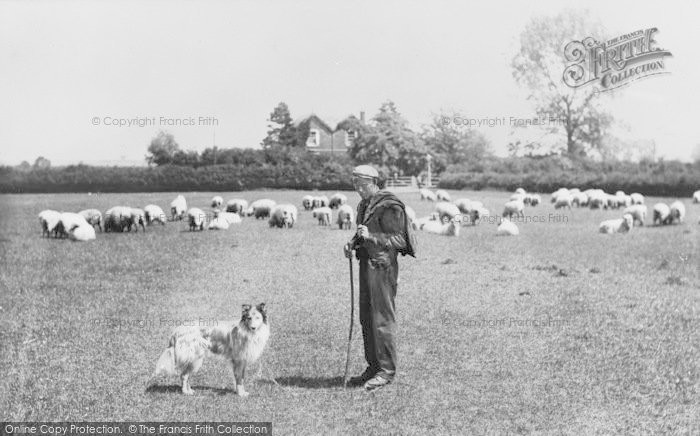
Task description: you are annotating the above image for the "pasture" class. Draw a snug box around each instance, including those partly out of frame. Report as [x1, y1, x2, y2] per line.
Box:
[1, 189, 699, 434]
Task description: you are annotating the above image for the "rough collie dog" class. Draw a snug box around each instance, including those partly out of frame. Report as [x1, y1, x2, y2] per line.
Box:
[151, 303, 269, 396]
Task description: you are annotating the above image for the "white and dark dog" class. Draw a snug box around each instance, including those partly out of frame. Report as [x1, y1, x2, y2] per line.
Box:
[151, 303, 270, 396]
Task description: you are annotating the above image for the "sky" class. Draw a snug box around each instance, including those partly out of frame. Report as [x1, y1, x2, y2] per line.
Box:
[1, 0, 698, 166]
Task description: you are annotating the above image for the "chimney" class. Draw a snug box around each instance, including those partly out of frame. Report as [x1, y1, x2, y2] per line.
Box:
[360, 111, 365, 123]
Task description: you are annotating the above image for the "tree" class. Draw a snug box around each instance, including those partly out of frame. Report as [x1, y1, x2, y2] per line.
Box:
[146, 131, 180, 166]
[17, 161, 31, 172]
[33, 156, 51, 170]
[262, 102, 298, 149]
[512, 10, 612, 157]
[421, 114, 491, 172]
[349, 101, 426, 175]
[171, 150, 201, 167]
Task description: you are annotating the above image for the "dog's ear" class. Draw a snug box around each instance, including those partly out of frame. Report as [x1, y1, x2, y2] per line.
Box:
[256, 303, 266, 313]
[241, 304, 252, 314]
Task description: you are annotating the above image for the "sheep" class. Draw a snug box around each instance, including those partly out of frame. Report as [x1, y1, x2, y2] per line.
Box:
[312, 196, 330, 209]
[668, 201, 686, 224]
[420, 189, 437, 201]
[78, 209, 103, 232]
[68, 224, 96, 242]
[246, 199, 276, 219]
[630, 193, 645, 205]
[215, 211, 241, 225]
[599, 213, 634, 234]
[693, 190, 700, 204]
[515, 188, 526, 195]
[404, 206, 417, 230]
[269, 204, 298, 228]
[211, 196, 223, 208]
[551, 188, 569, 203]
[187, 208, 207, 231]
[435, 190, 451, 202]
[510, 193, 526, 202]
[337, 204, 354, 230]
[554, 193, 573, 210]
[170, 195, 187, 220]
[207, 216, 230, 230]
[329, 193, 348, 209]
[653, 203, 671, 225]
[454, 198, 472, 214]
[496, 218, 519, 236]
[530, 194, 541, 207]
[39, 210, 61, 238]
[421, 218, 460, 236]
[572, 192, 588, 208]
[54, 212, 90, 238]
[301, 195, 315, 211]
[456, 199, 487, 225]
[226, 199, 249, 215]
[623, 204, 647, 226]
[588, 192, 608, 209]
[129, 208, 146, 232]
[104, 206, 133, 233]
[144, 205, 167, 225]
[312, 206, 332, 226]
[503, 199, 525, 219]
[435, 201, 461, 223]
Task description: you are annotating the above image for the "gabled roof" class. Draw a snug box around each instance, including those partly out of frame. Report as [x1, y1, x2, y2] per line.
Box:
[293, 113, 334, 133]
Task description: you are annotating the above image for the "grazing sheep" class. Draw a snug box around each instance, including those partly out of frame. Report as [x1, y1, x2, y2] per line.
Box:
[554, 193, 573, 210]
[329, 193, 348, 209]
[421, 218, 460, 236]
[187, 208, 207, 231]
[551, 188, 569, 204]
[226, 199, 248, 214]
[144, 205, 166, 225]
[572, 192, 588, 208]
[436, 190, 451, 202]
[435, 201, 461, 223]
[301, 195, 315, 211]
[312, 196, 330, 209]
[78, 209, 103, 232]
[693, 190, 700, 203]
[216, 211, 241, 225]
[54, 212, 90, 238]
[129, 208, 146, 232]
[503, 199, 525, 219]
[454, 198, 472, 214]
[456, 199, 487, 225]
[668, 201, 686, 224]
[170, 195, 187, 221]
[68, 224, 96, 242]
[496, 218, 519, 236]
[623, 204, 647, 226]
[104, 206, 133, 233]
[515, 188, 526, 195]
[246, 199, 276, 219]
[529, 194, 541, 207]
[588, 192, 607, 209]
[337, 204, 354, 230]
[420, 189, 437, 201]
[404, 206, 417, 230]
[39, 210, 61, 238]
[510, 193, 526, 203]
[653, 203, 671, 225]
[269, 204, 298, 228]
[211, 196, 223, 208]
[312, 206, 332, 226]
[630, 193, 644, 205]
[599, 213, 634, 234]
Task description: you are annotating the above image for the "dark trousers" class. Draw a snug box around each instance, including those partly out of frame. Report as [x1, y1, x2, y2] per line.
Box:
[358, 256, 398, 379]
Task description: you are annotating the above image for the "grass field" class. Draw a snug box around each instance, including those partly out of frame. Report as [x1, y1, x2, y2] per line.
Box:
[1, 189, 699, 434]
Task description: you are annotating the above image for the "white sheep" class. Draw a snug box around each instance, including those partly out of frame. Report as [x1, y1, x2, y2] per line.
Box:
[599, 213, 634, 234]
[530, 194, 541, 207]
[630, 193, 644, 205]
[510, 193, 526, 203]
[435, 189, 451, 202]
[668, 201, 686, 224]
[130, 208, 146, 232]
[246, 199, 277, 219]
[39, 210, 61, 238]
[312, 206, 332, 226]
[226, 199, 248, 214]
[170, 195, 187, 220]
[404, 206, 417, 230]
[56, 212, 90, 238]
[78, 209, 103, 232]
[144, 205, 167, 225]
[554, 193, 573, 210]
[435, 201, 461, 223]
[312, 195, 330, 209]
[454, 198, 472, 214]
[187, 208, 207, 231]
[336, 204, 354, 230]
[653, 203, 671, 225]
[68, 224, 96, 242]
[216, 211, 241, 225]
[211, 196, 223, 208]
[503, 199, 525, 219]
[588, 191, 607, 209]
[419, 189, 437, 201]
[207, 216, 230, 230]
[515, 188, 526, 195]
[693, 190, 700, 204]
[623, 204, 647, 226]
[572, 192, 589, 207]
[301, 195, 315, 211]
[104, 206, 133, 232]
[551, 188, 569, 204]
[269, 204, 298, 228]
[496, 218, 519, 236]
[329, 193, 348, 209]
[421, 218, 460, 236]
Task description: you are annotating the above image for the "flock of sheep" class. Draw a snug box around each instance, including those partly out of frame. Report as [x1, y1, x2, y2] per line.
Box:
[37, 188, 700, 242]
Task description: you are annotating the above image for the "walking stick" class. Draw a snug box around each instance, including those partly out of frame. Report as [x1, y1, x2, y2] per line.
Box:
[343, 254, 355, 388]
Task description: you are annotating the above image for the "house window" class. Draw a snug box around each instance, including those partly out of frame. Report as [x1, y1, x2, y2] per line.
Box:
[345, 130, 356, 147]
[307, 129, 320, 147]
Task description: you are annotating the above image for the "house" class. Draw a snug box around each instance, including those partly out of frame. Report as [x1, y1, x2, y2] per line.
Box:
[294, 112, 364, 154]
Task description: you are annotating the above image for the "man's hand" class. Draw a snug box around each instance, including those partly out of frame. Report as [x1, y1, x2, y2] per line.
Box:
[356, 224, 369, 240]
[343, 242, 353, 259]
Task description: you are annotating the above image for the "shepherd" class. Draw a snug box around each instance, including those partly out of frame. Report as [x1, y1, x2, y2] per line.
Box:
[344, 165, 416, 391]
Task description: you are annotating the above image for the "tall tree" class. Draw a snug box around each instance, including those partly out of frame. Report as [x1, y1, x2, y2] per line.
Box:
[146, 131, 179, 166]
[262, 102, 298, 148]
[421, 114, 491, 172]
[512, 11, 612, 157]
[33, 156, 51, 170]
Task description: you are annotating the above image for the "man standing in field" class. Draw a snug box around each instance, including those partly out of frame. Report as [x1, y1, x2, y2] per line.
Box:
[344, 165, 416, 391]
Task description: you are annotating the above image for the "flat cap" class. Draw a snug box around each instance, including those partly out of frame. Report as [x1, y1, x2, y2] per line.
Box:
[352, 165, 379, 179]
